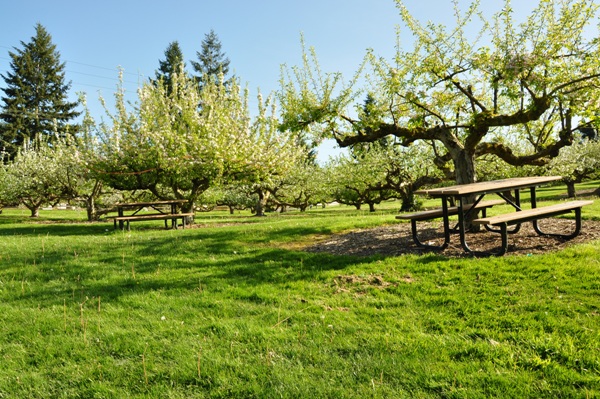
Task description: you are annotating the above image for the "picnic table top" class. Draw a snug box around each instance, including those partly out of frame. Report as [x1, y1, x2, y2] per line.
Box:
[415, 176, 563, 197]
[115, 200, 188, 207]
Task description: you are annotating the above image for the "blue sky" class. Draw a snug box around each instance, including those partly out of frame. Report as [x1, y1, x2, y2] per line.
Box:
[0, 0, 536, 161]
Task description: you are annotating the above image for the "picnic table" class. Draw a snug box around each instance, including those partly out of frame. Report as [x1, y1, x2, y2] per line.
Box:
[109, 200, 194, 231]
[397, 176, 593, 255]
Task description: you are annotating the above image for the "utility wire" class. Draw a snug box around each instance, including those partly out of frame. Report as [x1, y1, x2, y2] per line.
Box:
[0, 44, 148, 79]
[0, 55, 145, 88]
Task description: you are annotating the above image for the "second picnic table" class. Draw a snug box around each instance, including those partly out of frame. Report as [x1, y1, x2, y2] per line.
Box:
[110, 199, 193, 231]
[398, 176, 593, 255]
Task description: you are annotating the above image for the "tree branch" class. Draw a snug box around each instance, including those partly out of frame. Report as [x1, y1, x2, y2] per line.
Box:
[401, 95, 446, 125]
[550, 73, 600, 96]
[334, 123, 452, 149]
[475, 130, 573, 166]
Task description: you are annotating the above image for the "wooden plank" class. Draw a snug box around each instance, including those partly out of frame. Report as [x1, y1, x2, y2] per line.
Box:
[396, 199, 505, 221]
[416, 176, 562, 196]
[115, 200, 188, 208]
[114, 213, 194, 221]
[472, 200, 593, 226]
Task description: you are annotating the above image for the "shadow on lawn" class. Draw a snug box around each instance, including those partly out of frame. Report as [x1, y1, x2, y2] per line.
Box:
[15, 250, 373, 305]
[0, 220, 110, 236]
[11, 222, 435, 305]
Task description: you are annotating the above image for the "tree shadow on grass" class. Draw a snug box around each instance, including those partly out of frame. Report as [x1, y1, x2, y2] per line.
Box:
[0, 220, 111, 237]
[2, 217, 465, 307]
[13, 249, 373, 306]
[8, 222, 430, 306]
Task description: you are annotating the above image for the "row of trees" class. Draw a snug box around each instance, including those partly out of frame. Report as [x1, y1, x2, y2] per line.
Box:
[0, 25, 233, 160]
[2, 120, 597, 220]
[2, 1, 600, 221]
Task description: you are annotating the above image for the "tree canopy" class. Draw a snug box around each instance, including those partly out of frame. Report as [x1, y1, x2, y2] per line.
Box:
[0, 23, 80, 159]
[154, 41, 186, 96]
[191, 30, 231, 87]
[92, 69, 302, 214]
[279, 0, 600, 186]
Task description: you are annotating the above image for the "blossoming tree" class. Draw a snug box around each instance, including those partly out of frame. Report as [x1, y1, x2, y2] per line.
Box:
[94, 71, 302, 215]
[279, 0, 600, 188]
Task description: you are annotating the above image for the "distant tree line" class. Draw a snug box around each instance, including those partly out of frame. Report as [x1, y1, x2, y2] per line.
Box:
[2, 1, 600, 221]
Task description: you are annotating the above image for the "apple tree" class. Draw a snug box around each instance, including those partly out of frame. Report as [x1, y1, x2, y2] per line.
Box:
[279, 0, 600, 191]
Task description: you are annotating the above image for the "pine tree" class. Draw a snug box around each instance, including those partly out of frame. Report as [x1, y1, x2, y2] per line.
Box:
[0, 23, 80, 159]
[191, 30, 231, 87]
[154, 41, 186, 96]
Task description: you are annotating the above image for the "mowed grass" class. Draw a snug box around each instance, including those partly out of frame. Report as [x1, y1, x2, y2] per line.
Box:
[0, 188, 599, 398]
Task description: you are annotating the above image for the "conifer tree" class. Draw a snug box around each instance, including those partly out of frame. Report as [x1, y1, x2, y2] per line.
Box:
[154, 41, 186, 96]
[191, 30, 231, 87]
[0, 23, 80, 159]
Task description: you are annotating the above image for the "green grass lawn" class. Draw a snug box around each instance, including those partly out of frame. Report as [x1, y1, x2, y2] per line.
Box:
[0, 188, 599, 398]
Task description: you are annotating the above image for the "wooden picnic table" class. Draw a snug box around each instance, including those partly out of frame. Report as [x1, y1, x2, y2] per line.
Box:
[110, 199, 193, 230]
[407, 176, 592, 255]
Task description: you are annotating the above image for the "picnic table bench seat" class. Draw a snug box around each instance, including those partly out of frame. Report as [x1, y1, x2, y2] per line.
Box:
[396, 199, 506, 248]
[472, 200, 593, 255]
[472, 200, 593, 227]
[395, 199, 506, 222]
[108, 212, 195, 230]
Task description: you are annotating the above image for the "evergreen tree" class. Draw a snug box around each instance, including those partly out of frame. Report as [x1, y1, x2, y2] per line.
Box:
[0, 23, 80, 159]
[191, 30, 231, 87]
[154, 41, 186, 96]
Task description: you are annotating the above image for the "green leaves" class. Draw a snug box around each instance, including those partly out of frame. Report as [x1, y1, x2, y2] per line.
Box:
[93, 68, 304, 211]
[279, 0, 600, 185]
[0, 24, 80, 159]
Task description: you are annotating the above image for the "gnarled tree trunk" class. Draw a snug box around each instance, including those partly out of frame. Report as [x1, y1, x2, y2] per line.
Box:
[452, 150, 480, 230]
[254, 189, 269, 216]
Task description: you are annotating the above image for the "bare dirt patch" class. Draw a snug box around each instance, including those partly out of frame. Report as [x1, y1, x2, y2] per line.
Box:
[304, 219, 600, 258]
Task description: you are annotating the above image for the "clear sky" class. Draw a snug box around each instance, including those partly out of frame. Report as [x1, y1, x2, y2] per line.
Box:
[0, 0, 536, 162]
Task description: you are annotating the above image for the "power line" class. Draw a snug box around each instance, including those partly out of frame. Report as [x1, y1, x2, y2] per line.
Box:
[0, 56, 145, 96]
[63, 58, 148, 79]
[66, 69, 141, 86]
[0, 44, 148, 79]
[0, 55, 145, 88]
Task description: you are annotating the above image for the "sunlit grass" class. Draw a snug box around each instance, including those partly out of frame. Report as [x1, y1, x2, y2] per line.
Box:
[0, 187, 599, 398]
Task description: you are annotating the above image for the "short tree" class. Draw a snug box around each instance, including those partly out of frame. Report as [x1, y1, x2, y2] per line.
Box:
[382, 143, 445, 211]
[232, 94, 306, 216]
[0, 137, 64, 217]
[327, 149, 397, 212]
[94, 72, 240, 213]
[94, 72, 302, 217]
[209, 185, 257, 214]
[548, 137, 600, 197]
[270, 161, 329, 212]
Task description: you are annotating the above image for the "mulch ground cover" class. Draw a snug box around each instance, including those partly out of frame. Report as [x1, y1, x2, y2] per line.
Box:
[304, 219, 600, 258]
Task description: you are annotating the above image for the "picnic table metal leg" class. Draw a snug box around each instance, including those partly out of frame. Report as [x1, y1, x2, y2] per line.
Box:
[457, 196, 507, 256]
[496, 223, 508, 256]
[528, 186, 582, 238]
[484, 190, 522, 234]
[118, 207, 124, 230]
[457, 196, 473, 253]
[532, 208, 583, 239]
[409, 197, 450, 250]
[409, 220, 448, 249]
